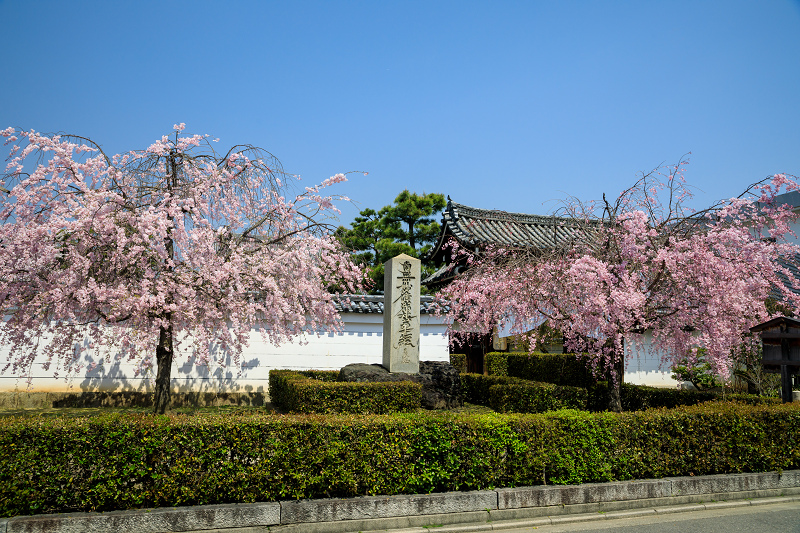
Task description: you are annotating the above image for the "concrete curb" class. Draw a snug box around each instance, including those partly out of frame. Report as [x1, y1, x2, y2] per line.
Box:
[380, 493, 800, 533]
[3, 470, 800, 533]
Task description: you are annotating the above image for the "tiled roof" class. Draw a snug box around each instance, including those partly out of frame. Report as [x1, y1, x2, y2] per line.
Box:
[421, 263, 461, 288]
[421, 199, 596, 287]
[439, 199, 591, 249]
[775, 254, 800, 297]
[333, 294, 439, 314]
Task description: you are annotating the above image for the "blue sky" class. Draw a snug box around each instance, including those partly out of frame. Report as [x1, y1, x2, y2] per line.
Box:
[2, 0, 799, 226]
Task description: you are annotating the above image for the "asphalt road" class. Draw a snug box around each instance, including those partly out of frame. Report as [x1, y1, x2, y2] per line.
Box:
[492, 501, 800, 533]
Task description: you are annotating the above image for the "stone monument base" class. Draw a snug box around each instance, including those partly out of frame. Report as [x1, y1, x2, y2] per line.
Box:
[339, 361, 463, 410]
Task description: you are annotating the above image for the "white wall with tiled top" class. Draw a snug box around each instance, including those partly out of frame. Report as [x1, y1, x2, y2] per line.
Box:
[0, 313, 450, 395]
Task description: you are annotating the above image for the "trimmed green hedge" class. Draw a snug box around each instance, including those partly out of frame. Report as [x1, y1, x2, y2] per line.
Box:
[461, 373, 587, 413]
[619, 385, 782, 411]
[1, 403, 799, 517]
[584, 382, 783, 412]
[486, 352, 509, 376]
[450, 353, 467, 374]
[268, 370, 421, 414]
[620, 383, 716, 411]
[723, 393, 782, 406]
[461, 373, 516, 404]
[505, 352, 596, 388]
[489, 382, 588, 413]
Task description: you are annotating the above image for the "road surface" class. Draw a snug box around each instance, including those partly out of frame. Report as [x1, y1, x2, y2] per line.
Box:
[492, 501, 800, 533]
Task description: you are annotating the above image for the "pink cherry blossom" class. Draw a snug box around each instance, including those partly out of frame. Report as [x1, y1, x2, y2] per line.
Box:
[0, 126, 365, 413]
[438, 162, 800, 411]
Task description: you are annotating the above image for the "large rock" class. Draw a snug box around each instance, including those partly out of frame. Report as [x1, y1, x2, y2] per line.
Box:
[339, 361, 463, 410]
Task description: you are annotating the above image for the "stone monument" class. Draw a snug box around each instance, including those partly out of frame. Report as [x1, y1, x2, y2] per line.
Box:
[339, 253, 463, 409]
[382, 253, 421, 374]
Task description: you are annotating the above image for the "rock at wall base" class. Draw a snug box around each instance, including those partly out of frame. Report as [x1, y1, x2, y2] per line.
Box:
[339, 361, 463, 409]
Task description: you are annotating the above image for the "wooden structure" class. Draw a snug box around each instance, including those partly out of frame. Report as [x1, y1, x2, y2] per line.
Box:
[750, 316, 800, 403]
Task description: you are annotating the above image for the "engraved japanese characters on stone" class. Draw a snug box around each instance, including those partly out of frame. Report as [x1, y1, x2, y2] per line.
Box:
[382, 254, 421, 373]
[395, 260, 417, 362]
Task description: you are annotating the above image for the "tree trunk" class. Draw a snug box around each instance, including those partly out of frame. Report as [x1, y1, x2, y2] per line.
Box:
[608, 355, 624, 413]
[153, 318, 174, 414]
[153, 150, 178, 415]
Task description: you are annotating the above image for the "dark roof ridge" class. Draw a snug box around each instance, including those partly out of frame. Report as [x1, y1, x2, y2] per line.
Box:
[333, 293, 437, 314]
[448, 200, 582, 226]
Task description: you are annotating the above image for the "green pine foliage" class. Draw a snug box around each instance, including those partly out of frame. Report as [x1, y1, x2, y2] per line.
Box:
[336, 191, 446, 293]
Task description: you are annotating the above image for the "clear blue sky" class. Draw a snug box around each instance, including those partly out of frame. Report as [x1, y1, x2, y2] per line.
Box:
[2, 0, 799, 226]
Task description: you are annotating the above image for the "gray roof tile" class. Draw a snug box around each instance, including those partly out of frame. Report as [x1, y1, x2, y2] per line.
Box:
[443, 200, 590, 248]
[333, 294, 439, 314]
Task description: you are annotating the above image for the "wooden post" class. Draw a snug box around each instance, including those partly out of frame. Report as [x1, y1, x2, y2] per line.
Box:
[781, 337, 793, 403]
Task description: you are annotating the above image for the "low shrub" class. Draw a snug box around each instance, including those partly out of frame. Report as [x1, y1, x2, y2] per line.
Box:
[450, 353, 467, 374]
[586, 383, 783, 412]
[485, 352, 510, 376]
[506, 352, 596, 388]
[1, 403, 799, 518]
[268, 370, 421, 414]
[461, 373, 587, 413]
[619, 384, 721, 411]
[461, 373, 515, 404]
[489, 381, 588, 413]
[714, 393, 782, 406]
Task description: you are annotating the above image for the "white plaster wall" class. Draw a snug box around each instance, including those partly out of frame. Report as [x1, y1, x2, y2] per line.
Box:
[624, 330, 686, 388]
[0, 313, 450, 395]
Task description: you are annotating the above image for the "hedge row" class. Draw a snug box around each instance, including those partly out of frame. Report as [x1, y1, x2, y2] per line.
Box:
[613, 384, 780, 412]
[504, 352, 597, 388]
[449, 353, 467, 374]
[461, 373, 587, 412]
[482, 352, 778, 412]
[268, 370, 421, 414]
[486, 352, 509, 376]
[465, 372, 776, 413]
[1, 403, 799, 517]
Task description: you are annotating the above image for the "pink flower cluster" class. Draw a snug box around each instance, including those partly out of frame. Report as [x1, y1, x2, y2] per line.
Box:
[439, 166, 800, 381]
[0, 127, 365, 385]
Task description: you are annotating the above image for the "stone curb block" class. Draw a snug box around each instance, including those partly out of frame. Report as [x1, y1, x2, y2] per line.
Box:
[749, 496, 796, 507]
[276, 510, 492, 533]
[494, 470, 800, 511]
[280, 490, 497, 524]
[5, 502, 279, 533]
[434, 496, 800, 533]
[779, 469, 800, 488]
[667, 471, 781, 496]
[496, 479, 669, 509]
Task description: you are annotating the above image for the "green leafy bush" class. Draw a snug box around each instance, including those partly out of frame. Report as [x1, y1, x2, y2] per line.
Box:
[506, 352, 596, 388]
[461, 373, 587, 413]
[485, 352, 510, 376]
[714, 393, 782, 406]
[268, 370, 421, 414]
[619, 383, 716, 411]
[671, 348, 721, 391]
[450, 353, 467, 374]
[489, 382, 588, 413]
[460, 373, 516, 404]
[1, 403, 799, 518]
